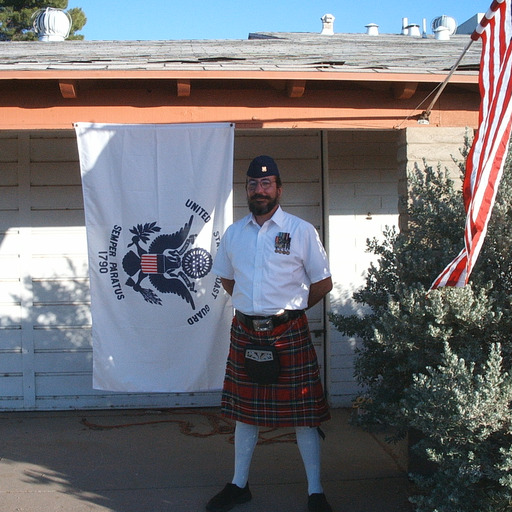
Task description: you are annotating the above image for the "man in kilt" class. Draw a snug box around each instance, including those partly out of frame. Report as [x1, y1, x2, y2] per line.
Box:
[207, 155, 333, 512]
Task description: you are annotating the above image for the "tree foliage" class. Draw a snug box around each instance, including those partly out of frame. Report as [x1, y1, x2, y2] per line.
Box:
[330, 137, 512, 510]
[0, 1, 86, 40]
[403, 343, 512, 512]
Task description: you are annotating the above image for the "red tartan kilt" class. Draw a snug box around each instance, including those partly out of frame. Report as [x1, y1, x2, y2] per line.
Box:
[221, 313, 330, 427]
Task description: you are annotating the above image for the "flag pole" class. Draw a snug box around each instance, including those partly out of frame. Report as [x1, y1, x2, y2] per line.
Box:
[418, 38, 475, 123]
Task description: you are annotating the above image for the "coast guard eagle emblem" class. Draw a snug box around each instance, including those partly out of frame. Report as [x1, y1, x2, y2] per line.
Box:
[121, 215, 212, 309]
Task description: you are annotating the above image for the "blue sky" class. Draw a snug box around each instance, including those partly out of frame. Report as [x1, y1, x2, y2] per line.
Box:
[66, 0, 488, 41]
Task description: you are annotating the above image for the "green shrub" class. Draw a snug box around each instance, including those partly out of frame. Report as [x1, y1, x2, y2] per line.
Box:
[330, 140, 512, 510]
[402, 343, 512, 512]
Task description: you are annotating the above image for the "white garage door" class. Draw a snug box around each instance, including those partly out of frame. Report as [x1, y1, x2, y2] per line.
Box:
[0, 129, 326, 411]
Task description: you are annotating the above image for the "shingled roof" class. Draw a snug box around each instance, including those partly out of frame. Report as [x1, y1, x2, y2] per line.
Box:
[0, 32, 481, 80]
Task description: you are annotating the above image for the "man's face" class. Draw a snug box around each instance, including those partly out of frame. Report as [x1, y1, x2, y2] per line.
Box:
[246, 177, 281, 216]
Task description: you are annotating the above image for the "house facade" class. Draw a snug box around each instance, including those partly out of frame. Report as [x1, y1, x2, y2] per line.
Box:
[0, 31, 480, 410]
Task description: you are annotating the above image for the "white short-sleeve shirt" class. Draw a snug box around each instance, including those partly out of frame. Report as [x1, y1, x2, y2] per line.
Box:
[213, 206, 331, 316]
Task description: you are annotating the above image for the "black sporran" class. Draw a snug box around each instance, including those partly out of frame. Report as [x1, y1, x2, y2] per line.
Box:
[244, 344, 280, 384]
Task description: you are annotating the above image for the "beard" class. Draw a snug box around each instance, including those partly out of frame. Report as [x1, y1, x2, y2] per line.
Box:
[247, 193, 279, 216]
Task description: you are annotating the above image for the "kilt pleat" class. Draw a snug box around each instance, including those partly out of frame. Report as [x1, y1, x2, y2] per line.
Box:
[221, 313, 330, 427]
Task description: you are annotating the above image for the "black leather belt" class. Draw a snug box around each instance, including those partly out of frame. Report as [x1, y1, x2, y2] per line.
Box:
[235, 310, 304, 332]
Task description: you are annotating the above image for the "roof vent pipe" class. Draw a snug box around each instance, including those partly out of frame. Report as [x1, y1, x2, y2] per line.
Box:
[33, 7, 71, 41]
[365, 23, 379, 36]
[320, 14, 335, 35]
[422, 18, 428, 38]
[401, 17, 409, 35]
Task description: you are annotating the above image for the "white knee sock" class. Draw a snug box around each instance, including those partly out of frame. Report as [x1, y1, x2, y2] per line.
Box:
[295, 426, 323, 495]
[232, 421, 259, 488]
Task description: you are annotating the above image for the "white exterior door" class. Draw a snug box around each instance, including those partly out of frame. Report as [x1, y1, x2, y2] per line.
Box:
[326, 130, 400, 407]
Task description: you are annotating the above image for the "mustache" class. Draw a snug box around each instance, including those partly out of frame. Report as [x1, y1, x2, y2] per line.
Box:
[249, 194, 270, 200]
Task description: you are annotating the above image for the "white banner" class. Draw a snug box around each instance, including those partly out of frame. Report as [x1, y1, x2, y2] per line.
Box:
[75, 123, 234, 392]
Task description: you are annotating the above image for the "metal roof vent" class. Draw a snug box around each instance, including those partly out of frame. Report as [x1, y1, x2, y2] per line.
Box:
[320, 14, 335, 35]
[431, 15, 458, 36]
[33, 7, 72, 41]
[365, 23, 379, 36]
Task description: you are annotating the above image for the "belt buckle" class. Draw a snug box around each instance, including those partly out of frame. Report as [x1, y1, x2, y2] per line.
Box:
[252, 318, 274, 332]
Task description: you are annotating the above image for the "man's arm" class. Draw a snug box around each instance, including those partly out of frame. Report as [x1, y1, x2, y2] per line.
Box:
[307, 277, 333, 309]
[220, 278, 235, 296]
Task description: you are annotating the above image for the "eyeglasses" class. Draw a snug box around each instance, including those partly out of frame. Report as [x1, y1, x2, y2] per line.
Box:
[246, 178, 276, 190]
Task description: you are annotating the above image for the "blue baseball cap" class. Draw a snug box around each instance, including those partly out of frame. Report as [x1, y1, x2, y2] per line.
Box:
[247, 155, 280, 178]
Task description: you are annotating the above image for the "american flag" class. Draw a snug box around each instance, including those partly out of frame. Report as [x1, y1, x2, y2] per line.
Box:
[431, 0, 512, 289]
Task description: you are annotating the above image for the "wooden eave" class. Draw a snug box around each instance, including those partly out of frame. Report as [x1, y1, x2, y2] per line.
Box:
[0, 69, 479, 83]
[0, 35, 481, 130]
[0, 69, 479, 103]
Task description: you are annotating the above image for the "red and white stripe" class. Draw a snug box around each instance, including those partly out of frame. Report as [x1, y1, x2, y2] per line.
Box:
[431, 0, 512, 289]
[141, 254, 159, 274]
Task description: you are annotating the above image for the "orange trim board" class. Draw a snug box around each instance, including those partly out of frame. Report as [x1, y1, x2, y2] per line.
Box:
[0, 102, 479, 131]
[0, 69, 479, 84]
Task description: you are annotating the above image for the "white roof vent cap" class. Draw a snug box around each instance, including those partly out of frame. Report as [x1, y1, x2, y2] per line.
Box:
[321, 14, 335, 35]
[33, 7, 72, 41]
[365, 23, 379, 36]
[407, 23, 421, 37]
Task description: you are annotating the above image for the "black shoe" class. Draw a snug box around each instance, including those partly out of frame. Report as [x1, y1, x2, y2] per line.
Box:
[308, 493, 333, 512]
[206, 483, 252, 512]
